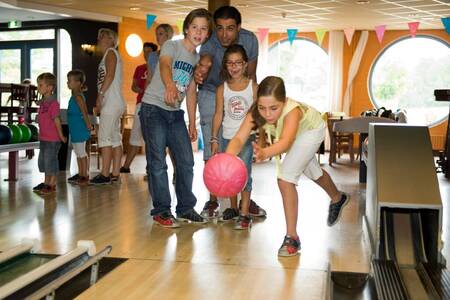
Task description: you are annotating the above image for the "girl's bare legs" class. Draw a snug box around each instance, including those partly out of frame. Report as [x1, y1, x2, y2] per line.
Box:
[112, 146, 122, 176]
[277, 179, 299, 237]
[313, 169, 341, 203]
[240, 190, 251, 215]
[100, 146, 112, 177]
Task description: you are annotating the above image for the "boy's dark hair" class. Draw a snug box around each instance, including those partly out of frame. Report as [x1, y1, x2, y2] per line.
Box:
[220, 44, 248, 81]
[67, 69, 88, 92]
[213, 6, 242, 25]
[156, 24, 174, 40]
[183, 8, 213, 38]
[144, 42, 158, 52]
[37, 72, 57, 89]
[251, 76, 287, 128]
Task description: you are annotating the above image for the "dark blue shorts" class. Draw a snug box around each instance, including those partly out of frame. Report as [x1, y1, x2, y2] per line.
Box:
[38, 141, 61, 175]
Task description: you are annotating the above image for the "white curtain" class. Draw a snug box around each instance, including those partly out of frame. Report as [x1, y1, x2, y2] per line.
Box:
[328, 30, 344, 112]
[256, 34, 269, 84]
[342, 30, 369, 115]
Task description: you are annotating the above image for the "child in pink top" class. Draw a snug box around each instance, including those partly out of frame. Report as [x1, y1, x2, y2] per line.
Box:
[33, 72, 67, 195]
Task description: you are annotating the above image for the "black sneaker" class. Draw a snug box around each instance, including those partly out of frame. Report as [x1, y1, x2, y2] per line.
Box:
[278, 235, 301, 257]
[33, 182, 47, 191]
[120, 167, 130, 173]
[177, 209, 206, 224]
[327, 193, 350, 226]
[201, 200, 220, 218]
[67, 174, 80, 183]
[220, 208, 239, 221]
[89, 174, 111, 185]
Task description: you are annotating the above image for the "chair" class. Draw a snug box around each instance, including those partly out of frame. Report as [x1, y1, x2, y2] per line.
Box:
[327, 112, 354, 166]
[87, 115, 100, 170]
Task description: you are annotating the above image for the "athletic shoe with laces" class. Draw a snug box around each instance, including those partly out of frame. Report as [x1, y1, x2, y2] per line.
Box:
[327, 193, 350, 226]
[119, 167, 130, 173]
[67, 174, 80, 183]
[89, 174, 111, 185]
[241, 199, 267, 217]
[220, 208, 239, 221]
[234, 215, 252, 230]
[278, 235, 301, 257]
[33, 182, 46, 191]
[177, 209, 206, 224]
[201, 200, 220, 218]
[38, 185, 56, 195]
[153, 212, 180, 228]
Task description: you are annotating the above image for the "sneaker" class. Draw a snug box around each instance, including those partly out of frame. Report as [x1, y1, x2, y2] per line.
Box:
[177, 209, 206, 224]
[89, 174, 111, 185]
[201, 200, 220, 218]
[110, 174, 120, 182]
[234, 215, 252, 230]
[67, 174, 80, 183]
[278, 235, 301, 257]
[33, 182, 46, 191]
[153, 212, 180, 228]
[244, 200, 267, 217]
[38, 185, 56, 195]
[120, 167, 130, 173]
[76, 176, 89, 185]
[327, 193, 350, 226]
[220, 208, 239, 221]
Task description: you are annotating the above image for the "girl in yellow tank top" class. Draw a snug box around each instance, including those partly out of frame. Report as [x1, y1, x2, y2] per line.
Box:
[226, 76, 349, 257]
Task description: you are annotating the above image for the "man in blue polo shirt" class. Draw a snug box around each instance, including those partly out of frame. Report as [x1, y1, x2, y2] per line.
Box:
[195, 5, 266, 220]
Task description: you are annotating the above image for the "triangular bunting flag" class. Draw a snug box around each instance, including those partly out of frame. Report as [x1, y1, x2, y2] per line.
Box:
[343, 28, 355, 45]
[375, 25, 386, 44]
[257, 28, 270, 42]
[442, 17, 450, 35]
[146, 14, 156, 30]
[408, 21, 420, 37]
[287, 29, 298, 45]
[176, 19, 184, 35]
[315, 29, 327, 46]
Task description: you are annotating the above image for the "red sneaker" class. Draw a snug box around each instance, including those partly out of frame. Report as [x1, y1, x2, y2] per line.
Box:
[153, 212, 180, 228]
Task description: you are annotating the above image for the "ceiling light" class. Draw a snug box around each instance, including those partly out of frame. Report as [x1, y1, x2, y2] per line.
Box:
[236, 3, 248, 8]
[356, 0, 370, 4]
[408, 13, 420, 17]
[129, 7, 140, 11]
[163, 0, 176, 2]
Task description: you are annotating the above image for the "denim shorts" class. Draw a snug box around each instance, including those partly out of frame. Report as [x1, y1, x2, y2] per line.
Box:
[38, 140, 61, 175]
[221, 137, 253, 192]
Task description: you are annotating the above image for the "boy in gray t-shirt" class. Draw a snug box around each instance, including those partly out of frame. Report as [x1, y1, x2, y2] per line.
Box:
[140, 8, 213, 228]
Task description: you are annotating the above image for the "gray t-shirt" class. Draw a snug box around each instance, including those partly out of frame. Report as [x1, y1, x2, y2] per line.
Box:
[142, 39, 199, 111]
[199, 28, 259, 93]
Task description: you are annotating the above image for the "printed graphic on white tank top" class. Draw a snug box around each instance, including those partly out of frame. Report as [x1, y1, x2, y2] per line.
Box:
[226, 95, 249, 121]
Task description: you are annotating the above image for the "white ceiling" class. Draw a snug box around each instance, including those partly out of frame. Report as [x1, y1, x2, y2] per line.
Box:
[0, 0, 449, 32]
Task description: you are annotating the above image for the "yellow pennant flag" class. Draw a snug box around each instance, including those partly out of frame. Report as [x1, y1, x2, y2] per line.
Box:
[176, 19, 184, 35]
[315, 29, 327, 46]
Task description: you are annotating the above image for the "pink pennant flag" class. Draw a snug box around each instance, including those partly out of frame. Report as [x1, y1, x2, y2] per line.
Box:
[408, 21, 420, 37]
[315, 29, 327, 46]
[257, 28, 269, 42]
[176, 19, 184, 34]
[375, 25, 386, 44]
[343, 28, 355, 45]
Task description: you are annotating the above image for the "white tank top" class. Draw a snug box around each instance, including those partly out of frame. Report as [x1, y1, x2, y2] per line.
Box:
[222, 80, 253, 139]
[97, 48, 126, 114]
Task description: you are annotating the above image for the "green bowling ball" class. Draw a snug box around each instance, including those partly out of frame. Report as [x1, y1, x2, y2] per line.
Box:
[18, 124, 32, 142]
[8, 124, 22, 144]
[28, 124, 39, 141]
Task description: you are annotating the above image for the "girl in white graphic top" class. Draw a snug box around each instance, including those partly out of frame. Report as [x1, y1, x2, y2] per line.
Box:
[211, 44, 258, 229]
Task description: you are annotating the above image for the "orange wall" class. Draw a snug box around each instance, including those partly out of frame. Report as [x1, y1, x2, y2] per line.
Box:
[117, 17, 156, 114]
[269, 29, 450, 149]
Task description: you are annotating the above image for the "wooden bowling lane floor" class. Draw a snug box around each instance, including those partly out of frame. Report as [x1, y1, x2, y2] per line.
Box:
[1, 151, 449, 299]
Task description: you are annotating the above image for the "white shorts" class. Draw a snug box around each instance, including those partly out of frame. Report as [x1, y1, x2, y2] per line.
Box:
[129, 103, 143, 147]
[72, 142, 87, 158]
[98, 111, 123, 148]
[279, 123, 326, 184]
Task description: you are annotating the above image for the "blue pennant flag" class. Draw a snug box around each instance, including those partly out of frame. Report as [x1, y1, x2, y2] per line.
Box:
[287, 29, 298, 45]
[146, 14, 156, 30]
[442, 17, 450, 35]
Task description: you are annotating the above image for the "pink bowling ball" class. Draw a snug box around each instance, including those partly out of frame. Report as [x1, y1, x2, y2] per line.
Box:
[203, 153, 248, 197]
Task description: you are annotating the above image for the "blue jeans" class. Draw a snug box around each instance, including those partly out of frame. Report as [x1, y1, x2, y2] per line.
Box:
[221, 137, 253, 192]
[139, 103, 197, 216]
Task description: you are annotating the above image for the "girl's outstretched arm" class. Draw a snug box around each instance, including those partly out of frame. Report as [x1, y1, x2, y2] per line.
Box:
[225, 113, 254, 156]
[211, 84, 225, 155]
